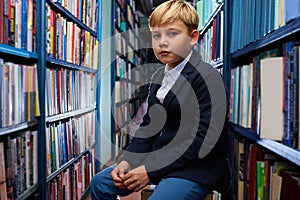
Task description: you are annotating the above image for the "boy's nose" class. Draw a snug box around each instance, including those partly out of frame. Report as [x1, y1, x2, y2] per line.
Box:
[159, 36, 168, 48]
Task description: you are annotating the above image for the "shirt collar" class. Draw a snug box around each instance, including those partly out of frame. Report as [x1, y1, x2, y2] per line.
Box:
[164, 51, 192, 79]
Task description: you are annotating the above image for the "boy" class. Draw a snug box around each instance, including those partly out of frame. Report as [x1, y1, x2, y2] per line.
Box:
[90, 0, 230, 199]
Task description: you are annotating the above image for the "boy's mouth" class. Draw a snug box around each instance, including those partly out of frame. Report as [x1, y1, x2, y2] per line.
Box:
[159, 50, 171, 56]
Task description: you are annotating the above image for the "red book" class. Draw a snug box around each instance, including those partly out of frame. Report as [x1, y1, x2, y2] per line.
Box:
[52, 9, 57, 59]
[251, 56, 258, 131]
[247, 145, 263, 200]
[84, 155, 89, 189]
[0, 0, 4, 43]
[280, 170, 300, 200]
[0, 142, 8, 200]
[211, 17, 217, 61]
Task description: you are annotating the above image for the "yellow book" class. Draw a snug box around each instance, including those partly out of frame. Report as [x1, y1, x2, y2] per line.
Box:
[271, 173, 282, 200]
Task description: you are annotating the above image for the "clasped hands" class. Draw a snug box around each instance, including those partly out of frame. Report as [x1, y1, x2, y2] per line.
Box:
[111, 160, 150, 192]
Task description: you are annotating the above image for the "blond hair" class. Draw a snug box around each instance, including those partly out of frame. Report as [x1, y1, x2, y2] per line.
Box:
[149, 0, 199, 33]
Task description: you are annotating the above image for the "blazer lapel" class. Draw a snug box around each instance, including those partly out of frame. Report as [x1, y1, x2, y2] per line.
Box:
[150, 67, 164, 93]
[163, 51, 201, 109]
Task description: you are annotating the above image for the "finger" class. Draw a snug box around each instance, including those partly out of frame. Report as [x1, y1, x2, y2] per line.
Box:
[110, 170, 119, 180]
[121, 172, 132, 182]
[123, 176, 136, 187]
[126, 181, 139, 191]
[118, 169, 126, 178]
[114, 182, 126, 189]
[127, 181, 145, 192]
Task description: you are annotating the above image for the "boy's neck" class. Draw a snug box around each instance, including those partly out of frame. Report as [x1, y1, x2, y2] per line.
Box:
[166, 50, 193, 70]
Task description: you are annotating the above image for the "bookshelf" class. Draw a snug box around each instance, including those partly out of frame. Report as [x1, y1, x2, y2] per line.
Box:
[0, 0, 101, 199]
[0, 0, 40, 199]
[226, 0, 300, 199]
[43, 0, 101, 199]
[113, 0, 153, 158]
[196, 0, 224, 73]
[194, 1, 226, 199]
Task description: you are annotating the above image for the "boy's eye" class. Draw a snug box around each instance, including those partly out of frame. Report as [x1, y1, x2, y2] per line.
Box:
[168, 31, 178, 37]
[152, 33, 161, 39]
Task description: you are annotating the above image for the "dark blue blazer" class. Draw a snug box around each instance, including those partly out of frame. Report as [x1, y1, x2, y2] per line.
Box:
[121, 51, 230, 193]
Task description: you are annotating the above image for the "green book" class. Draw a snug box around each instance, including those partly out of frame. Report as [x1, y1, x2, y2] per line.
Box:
[257, 161, 264, 200]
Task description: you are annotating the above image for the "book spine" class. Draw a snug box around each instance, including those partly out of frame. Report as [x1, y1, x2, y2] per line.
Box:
[10, 0, 15, 46]
[27, 0, 33, 51]
[21, 0, 27, 49]
[14, 0, 22, 48]
[0, 59, 3, 128]
[2, 63, 10, 127]
[0, 0, 4, 43]
[0, 142, 8, 200]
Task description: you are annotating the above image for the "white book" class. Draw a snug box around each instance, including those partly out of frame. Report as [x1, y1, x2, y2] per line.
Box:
[27, 0, 33, 51]
[13, 64, 19, 124]
[260, 57, 283, 140]
[15, 0, 22, 48]
[7, 62, 14, 126]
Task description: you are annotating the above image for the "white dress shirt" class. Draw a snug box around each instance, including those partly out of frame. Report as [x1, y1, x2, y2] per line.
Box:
[156, 51, 192, 103]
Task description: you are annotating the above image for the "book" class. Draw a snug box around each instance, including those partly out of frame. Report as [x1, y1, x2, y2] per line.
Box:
[4, 137, 14, 199]
[21, 0, 27, 49]
[0, 142, 8, 200]
[10, 0, 16, 46]
[237, 139, 245, 200]
[14, 0, 22, 48]
[0, 0, 4, 43]
[260, 57, 284, 140]
[2, 63, 10, 127]
[284, 0, 300, 23]
[0, 59, 3, 127]
[247, 145, 263, 200]
[271, 173, 282, 200]
[298, 45, 300, 150]
[280, 170, 300, 199]
[27, 0, 34, 51]
[256, 161, 264, 200]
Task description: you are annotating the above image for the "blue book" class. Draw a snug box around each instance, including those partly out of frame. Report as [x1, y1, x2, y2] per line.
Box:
[290, 44, 299, 148]
[230, 0, 237, 52]
[22, 0, 28, 50]
[285, 0, 300, 23]
[56, 16, 61, 59]
[250, 0, 256, 43]
[61, 123, 68, 164]
[269, 0, 275, 32]
[255, 0, 262, 40]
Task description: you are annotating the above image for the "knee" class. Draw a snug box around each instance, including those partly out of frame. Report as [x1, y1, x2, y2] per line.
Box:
[90, 172, 106, 199]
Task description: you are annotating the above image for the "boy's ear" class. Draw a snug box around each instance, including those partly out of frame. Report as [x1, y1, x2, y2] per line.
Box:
[190, 29, 199, 46]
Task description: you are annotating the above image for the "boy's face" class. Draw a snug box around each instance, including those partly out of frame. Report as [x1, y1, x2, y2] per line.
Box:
[151, 20, 198, 68]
